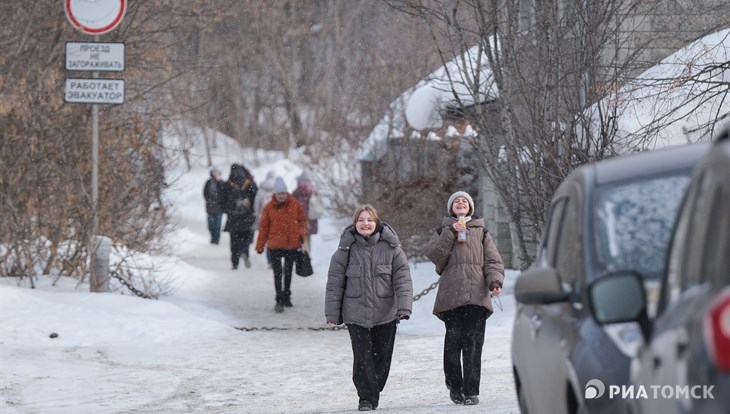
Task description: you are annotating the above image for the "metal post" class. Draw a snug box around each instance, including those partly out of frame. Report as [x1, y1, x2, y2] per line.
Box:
[92, 236, 113, 292]
[90, 35, 101, 292]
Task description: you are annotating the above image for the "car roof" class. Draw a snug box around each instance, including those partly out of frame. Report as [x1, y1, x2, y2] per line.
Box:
[552, 142, 712, 200]
[589, 142, 712, 186]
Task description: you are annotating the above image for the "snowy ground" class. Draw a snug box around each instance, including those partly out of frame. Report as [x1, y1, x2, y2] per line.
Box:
[0, 131, 521, 413]
[0, 215, 520, 414]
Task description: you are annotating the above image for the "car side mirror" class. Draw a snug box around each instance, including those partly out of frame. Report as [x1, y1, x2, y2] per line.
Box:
[515, 267, 571, 304]
[588, 271, 651, 340]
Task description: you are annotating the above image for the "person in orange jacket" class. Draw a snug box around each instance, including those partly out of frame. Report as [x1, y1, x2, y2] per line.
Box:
[255, 176, 308, 313]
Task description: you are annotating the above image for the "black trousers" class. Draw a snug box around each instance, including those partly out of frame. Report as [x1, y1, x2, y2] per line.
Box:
[207, 213, 222, 244]
[442, 305, 490, 396]
[269, 249, 296, 301]
[230, 229, 254, 267]
[346, 320, 397, 405]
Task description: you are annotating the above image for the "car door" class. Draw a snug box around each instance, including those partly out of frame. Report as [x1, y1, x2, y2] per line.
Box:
[525, 185, 584, 413]
[670, 169, 729, 413]
[513, 196, 567, 412]
[541, 184, 585, 408]
[634, 171, 715, 414]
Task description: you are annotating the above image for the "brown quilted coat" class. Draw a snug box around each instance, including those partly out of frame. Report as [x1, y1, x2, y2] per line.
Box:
[426, 216, 505, 319]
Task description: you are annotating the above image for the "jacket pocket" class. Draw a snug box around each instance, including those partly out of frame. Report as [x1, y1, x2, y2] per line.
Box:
[375, 264, 394, 298]
[345, 265, 363, 298]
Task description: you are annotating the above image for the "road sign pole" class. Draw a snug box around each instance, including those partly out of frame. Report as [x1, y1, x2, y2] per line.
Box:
[64, 1, 126, 292]
[90, 36, 100, 292]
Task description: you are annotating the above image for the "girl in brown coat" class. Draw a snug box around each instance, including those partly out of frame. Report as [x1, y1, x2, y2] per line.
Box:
[425, 191, 505, 406]
[255, 177, 308, 312]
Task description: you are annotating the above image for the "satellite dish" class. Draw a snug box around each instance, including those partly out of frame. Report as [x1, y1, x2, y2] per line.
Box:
[405, 85, 444, 130]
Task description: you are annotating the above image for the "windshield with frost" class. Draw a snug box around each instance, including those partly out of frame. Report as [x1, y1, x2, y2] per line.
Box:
[592, 172, 691, 280]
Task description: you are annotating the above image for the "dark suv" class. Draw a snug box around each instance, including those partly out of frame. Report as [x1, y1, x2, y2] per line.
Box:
[512, 142, 711, 414]
[590, 126, 730, 414]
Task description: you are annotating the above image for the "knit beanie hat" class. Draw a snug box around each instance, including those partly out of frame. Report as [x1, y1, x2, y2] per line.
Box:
[447, 191, 474, 216]
[272, 176, 288, 193]
[297, 171, 310, 182]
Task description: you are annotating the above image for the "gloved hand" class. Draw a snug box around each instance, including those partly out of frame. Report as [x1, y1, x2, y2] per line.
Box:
[256, 249, 263, 255]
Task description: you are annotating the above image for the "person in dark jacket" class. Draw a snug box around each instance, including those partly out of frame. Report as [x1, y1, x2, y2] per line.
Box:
[203, 167, 224, 244]
[223, 164, 258, 270]
[425, 191, 505, 406]
[325, 204, 413, 412]
[255, 177, 308, 312]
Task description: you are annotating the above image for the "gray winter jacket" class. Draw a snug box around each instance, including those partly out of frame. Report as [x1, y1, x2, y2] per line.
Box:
[426, 216, 505, 320]
[325, 222, 413, 328]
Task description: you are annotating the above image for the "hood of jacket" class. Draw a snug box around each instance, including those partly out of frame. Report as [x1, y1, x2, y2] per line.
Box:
[337, 221, 401, 250]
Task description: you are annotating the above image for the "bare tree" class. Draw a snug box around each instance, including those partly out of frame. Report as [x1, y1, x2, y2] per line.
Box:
[384, 0, 726, 267]
[0, 1, 230, 294]
[196, 1, 442, 215]
[0, 1, 458, 286]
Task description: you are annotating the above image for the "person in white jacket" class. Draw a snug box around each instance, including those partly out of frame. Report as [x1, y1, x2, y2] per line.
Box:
[253, 170, 275, 266]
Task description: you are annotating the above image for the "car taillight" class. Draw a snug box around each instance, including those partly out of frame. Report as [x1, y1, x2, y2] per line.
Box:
[704, 288, 730, 372]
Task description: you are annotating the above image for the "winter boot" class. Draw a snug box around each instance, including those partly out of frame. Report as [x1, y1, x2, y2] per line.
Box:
[274, 293, 284, 313]
[449, 388, 465, 404]
[464, 395, 479, 405]
[282, 290, 293, 307]
[243, 253, 251, 268]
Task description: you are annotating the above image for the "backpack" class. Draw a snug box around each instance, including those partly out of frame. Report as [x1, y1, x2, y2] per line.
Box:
[308, 194, 325, 219]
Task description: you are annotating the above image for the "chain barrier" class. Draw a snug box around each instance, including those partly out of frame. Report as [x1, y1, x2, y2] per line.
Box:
[413, 280, 439, 302]
[110, 270, 152, 299]
[236, 325, 348, 332]
[236, 278, 441, 332]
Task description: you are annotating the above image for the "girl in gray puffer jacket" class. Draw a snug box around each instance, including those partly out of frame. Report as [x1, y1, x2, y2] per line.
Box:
[325, 204, 413, 412]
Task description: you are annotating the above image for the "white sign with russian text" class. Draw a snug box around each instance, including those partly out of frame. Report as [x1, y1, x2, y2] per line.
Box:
[66, 42, 125, 72]
[65, 78, 125, 104]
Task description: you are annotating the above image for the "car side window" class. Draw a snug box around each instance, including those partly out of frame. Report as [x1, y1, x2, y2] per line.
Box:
[710, 183, 730, 284]
[541, 198, 566, 265]
[680, 172, 714, 291]
[553, 197, 581, 287]
[700, 183, 728, 285]
[663, 179, 696, 308]
[663, 171, 711, 308]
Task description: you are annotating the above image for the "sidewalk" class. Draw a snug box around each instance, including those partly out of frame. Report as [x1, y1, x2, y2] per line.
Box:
[161, 217, 520, 413]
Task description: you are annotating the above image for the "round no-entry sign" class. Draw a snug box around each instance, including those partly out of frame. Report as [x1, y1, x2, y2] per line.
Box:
[65, 0, 126, 35]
